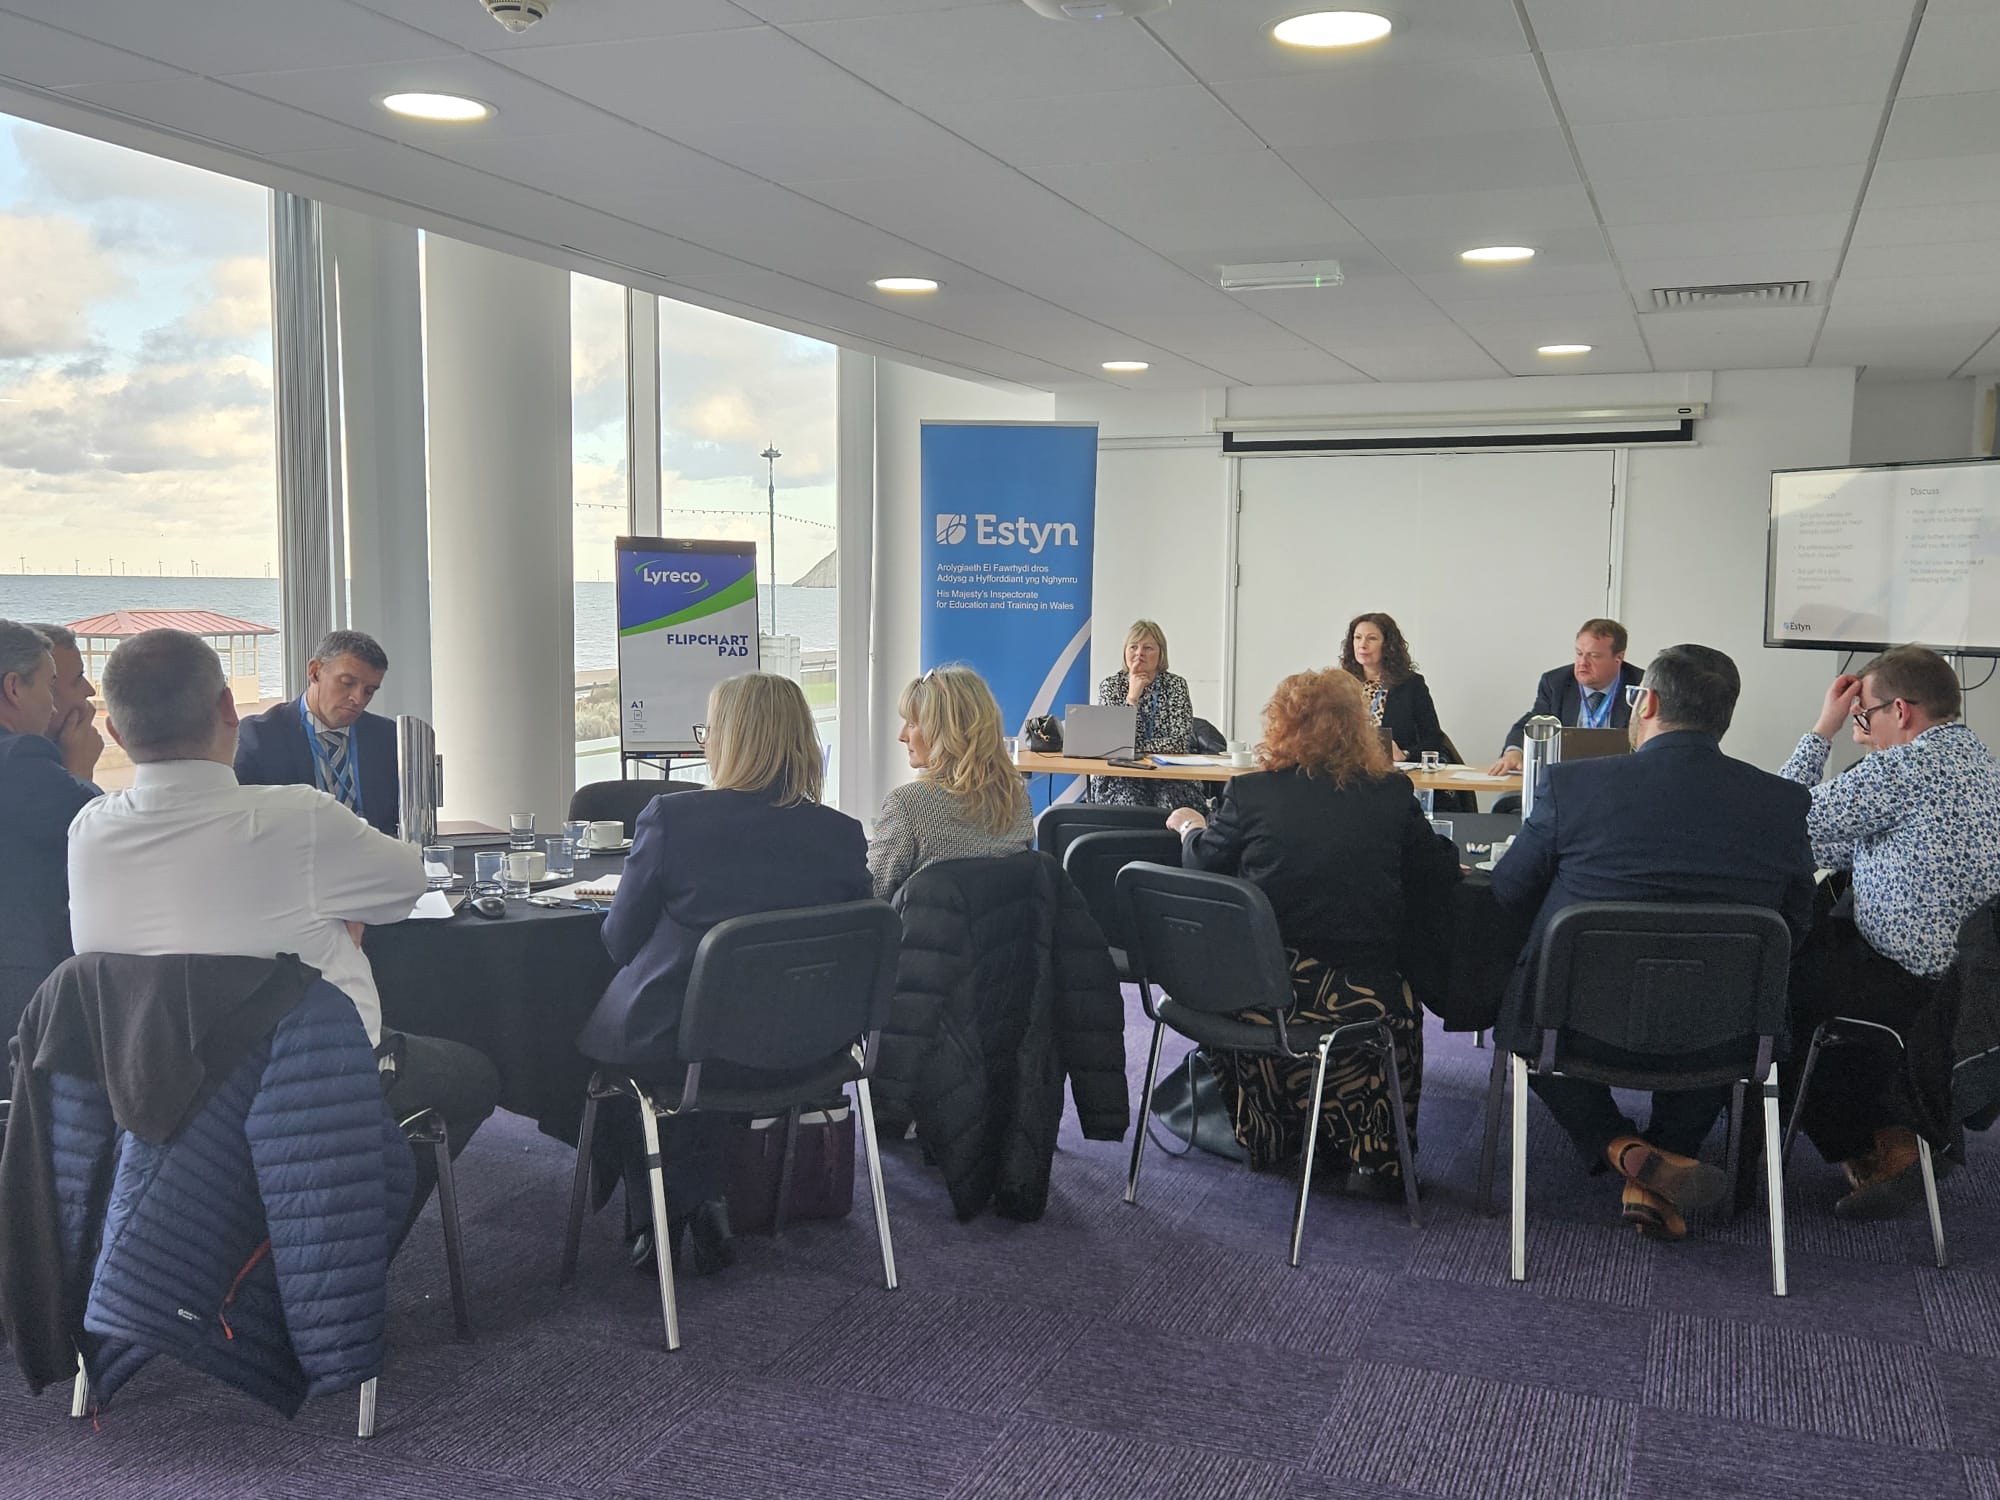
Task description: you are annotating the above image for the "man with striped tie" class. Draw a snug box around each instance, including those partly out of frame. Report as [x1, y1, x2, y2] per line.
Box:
[235, 630, 401, 837]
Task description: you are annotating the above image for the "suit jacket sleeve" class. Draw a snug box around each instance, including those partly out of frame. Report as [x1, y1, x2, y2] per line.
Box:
[1400, 676, 1445, 758]
[1182, 786, 1248, 873]
[6, 738, 98, 855]
[602, 799, 669, 967]
[1504, 669, 1565, 752]
[1490, 770, 1559, 913]
[232, 710, 282, 787]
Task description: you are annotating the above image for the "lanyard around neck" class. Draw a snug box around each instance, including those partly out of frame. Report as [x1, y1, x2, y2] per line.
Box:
[300, 695, 363, 814]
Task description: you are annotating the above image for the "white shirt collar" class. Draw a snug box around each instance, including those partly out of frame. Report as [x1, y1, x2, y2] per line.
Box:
[131, 759, 239, 790]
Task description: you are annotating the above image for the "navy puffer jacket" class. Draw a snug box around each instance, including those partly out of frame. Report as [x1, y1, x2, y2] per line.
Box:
[42, 981, 412, 1416]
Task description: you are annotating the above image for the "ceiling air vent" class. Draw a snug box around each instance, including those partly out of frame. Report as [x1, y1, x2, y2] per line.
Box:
[1650, 281, 1814, 311]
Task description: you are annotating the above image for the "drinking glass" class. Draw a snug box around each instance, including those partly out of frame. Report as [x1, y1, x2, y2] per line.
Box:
[1429, 818, 1455, 845]
[545, 834, 575, 880]
[1420, 750, 1442, 774]
[472, 850, 505, 898]
[509, 812, 536, 850]
[564, 819, 591, 861]
[503, 852, 534, 899]
[1004, 735, 1021, 763]
[423, 844, 454, 890]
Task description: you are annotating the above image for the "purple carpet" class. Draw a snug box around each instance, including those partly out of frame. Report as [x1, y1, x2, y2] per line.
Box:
[7, 993, 1996, 1499]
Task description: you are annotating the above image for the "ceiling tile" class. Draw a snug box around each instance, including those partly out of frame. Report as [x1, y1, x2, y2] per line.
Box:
[1574, 106, 1881, 181]
[1636, 306, 1821, 369]
[1592, 165, 1867, 226]
[1863, 153, 2000, 209]
[1332, 185, 1599, 245]
[56, 76, 387, 158]
[0, 12, 183, 90]
[221, 52, 613, 141]
[1221, 348, 1373, 386]
[1320, 335, 1510, 383]
[348, 0, 759, 49]
[1035, 152, 1365, 262]
[1879, 91, 2000, 162]
[1141, 0, 1530, 82]
[1852, 201, 2000, 247]
[1212, 55, 1557, 150]
[1828, 273, 2000, 318]
[925, 86, 1261, 170]
[1608, 213, 1850, 262]
[1284, 128, 1581, 201]
[2, 0, 457, 75]
[1523, 0, 1896, 51]
[1898, 8, 2000, 98]
[737, 0, 1007, 19]
[1429, 288, 1637, 323]
[1813, 321, 1993, 377]
[1545, 24, 1905, 127]
[1411, 260, 1626, 304]
[1844, 239, 2000, 279]
[423, 126, 759, 199]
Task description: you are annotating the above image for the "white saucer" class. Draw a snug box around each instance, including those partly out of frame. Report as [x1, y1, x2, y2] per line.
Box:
[579, 839, 632, 854]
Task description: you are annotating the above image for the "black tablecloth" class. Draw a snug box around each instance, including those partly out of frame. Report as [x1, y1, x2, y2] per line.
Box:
[366, 842, 624, 1139]
[1434, 814, 1534, 1032]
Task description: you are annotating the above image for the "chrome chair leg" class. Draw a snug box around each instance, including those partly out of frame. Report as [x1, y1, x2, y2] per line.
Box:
[429, 1124, 471, 1341]
[70, 1358, 88, 1419]
[557, 1085, 600, 1287]
[1761, 1061, 1788, 1297]
[1380, 1031, 1422, 1229]
[356, 1377, 377, 1439]
[635, 1094, 682, 1352]
[1473, 1029, 1487, 1049]
[853, 1078, 898, 1291]
[1509, 1054, 1529, 1283]
[1919, 1139, 1948, 1269]
[1475, 1041, 1508, 1216]
[773, 1105, 803, 1236]
[1125, 1020, 1166, 1206]
[1288, 1036, 1334, 1269]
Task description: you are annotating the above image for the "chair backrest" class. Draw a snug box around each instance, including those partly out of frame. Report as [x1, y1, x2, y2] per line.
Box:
[1063, 829, 1184, 954]
[566, 777, 696, 834]
[1115, 862, 1294, 1016]
[1035, 802, 1168, 863]
[1533, 902, 1792, 1063]
[678, 900, 902, 1072]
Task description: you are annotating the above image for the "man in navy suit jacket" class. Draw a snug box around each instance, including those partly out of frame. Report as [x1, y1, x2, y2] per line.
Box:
[234, 630, 400, 837]
[1490, 644, 1815, 1237]
[1487, 618, 1647, 775]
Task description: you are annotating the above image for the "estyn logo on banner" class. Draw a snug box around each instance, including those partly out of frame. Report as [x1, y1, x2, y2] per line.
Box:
[935, 514, 969, 545]
[935, 513, 1080, 555]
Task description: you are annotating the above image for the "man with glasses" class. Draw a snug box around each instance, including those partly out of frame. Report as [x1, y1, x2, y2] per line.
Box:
[1778, 644, 2000, 1217]
[1491, 645, 1815, 1240]
[1487, 619, 1647, 776]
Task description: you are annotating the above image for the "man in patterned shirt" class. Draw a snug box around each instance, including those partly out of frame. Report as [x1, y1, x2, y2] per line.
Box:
[1779, 644, 2000, 1218]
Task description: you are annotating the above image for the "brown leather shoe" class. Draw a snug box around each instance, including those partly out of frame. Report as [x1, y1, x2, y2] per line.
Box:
[1620, 1181, 1686, 1240]
[1835, 1127, 1926, 1221]
[1607, 1134, 1728, 1214]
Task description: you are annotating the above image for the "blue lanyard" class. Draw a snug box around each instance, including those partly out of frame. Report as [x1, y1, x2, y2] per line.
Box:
[1578, 685, 1613, 729]
[300, 695, 363, 815]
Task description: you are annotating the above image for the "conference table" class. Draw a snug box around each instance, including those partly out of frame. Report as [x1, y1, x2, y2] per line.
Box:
[1014, 749, 1522, 799]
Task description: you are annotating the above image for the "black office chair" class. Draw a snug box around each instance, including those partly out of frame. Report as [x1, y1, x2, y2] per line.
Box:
[1035, 803, 1167, 865]
[1491, 794, 1524, 816]
[1116, 862, 1421, 1267]
[1061, 828, 1184, 982]
[397, 1109, 472, 1341]
[1474, 902, 1793, 1295]
[557, 900, 902, 1350]
[566, 777, 697, 838]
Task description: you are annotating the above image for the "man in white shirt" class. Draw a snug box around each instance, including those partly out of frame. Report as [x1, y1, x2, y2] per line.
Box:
[69, 628, 498, 1230]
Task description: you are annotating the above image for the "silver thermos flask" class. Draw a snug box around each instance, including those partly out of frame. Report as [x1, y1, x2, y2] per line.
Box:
[396, 715, 441, 846]
[1519, 715, 1561, 822]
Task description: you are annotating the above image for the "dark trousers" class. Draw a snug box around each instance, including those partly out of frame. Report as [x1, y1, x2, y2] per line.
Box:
[1786, 917, 1945, 1163]
[383, 1030, 501, 1239]
[1531, 1073, 1731, 1163]
[599, 1100, 726, 1233]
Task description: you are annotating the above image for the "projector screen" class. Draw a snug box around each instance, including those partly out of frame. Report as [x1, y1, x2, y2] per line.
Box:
[1766, 458, 2000, 657]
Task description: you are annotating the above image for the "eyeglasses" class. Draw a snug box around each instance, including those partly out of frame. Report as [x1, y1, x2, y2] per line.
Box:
[1623, 684, 1651, 708]
[1851, 701, 1895, 732]
[692, 724, 707, 746]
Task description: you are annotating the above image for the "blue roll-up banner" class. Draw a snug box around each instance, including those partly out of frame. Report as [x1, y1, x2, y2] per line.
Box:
[920, 420, 1097, 809]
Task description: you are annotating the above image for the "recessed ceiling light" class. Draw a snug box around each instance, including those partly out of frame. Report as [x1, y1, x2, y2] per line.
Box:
[1537, 343, 1593, 355]
[1271, 11, 1393, 48]
[872, 276, 940, 293]
[381, 92, 493, 123]
[1102, 360, 1150, 373]
[1461, 245, 1536, 264]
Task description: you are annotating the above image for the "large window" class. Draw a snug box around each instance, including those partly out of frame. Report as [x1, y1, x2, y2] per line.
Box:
[0, 115, 277, 791]
[571, 273, 628, 791]
[657, 298, 839, 796]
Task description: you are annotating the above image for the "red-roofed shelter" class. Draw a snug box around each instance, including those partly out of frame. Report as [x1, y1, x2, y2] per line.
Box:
[67, 610, 276, 707]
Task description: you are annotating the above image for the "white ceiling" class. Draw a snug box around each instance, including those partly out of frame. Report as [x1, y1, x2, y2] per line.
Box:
[1, 0, 1997, 390]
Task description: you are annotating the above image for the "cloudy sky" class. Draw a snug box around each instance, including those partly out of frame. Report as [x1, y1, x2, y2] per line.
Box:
[1, 111, 837, 585]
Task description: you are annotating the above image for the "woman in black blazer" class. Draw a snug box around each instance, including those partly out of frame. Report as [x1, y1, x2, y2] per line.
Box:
[1167, 669, 1461, 1196]
[1340, 611, 1444, 762]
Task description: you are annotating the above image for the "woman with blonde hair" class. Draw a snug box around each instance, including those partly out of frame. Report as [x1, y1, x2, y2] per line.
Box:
[1090, 618, 1204, 812]
[577, 672, 870, 1274]
[871, 665, 1034, 899]
[1165, 669, 1460, 1197]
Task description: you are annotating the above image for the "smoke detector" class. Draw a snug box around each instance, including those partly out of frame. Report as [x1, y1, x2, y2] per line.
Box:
[480, 0, 550, 33]
[1022, 0, 1170, 18]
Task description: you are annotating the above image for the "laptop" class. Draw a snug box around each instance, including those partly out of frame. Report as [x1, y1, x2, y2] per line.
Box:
[1062, 703, 1138, 760]
[1557, 727, 1631, 762]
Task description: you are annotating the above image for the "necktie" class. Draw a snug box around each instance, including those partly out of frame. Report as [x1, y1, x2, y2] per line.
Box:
[320, 729, 357, 809]
[1583, 690, 1605, 725]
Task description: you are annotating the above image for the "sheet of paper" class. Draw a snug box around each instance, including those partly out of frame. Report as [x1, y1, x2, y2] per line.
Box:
[1448, 769, 1504, 781]
[1148, 754, 1233, 767]
[540, 874, 622, 902]
[407, 890, 458, 920]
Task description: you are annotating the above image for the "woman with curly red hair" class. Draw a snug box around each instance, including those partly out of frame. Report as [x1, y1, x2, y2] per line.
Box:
[1166, 669, 1461, 1196]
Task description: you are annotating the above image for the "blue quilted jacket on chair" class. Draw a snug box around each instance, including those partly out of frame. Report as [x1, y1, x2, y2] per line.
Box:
[42, 980, 413, 1417]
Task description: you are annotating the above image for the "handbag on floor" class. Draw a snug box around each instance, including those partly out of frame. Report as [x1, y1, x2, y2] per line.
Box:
[723, 1100, 856, 1233]
[1147, 1048, 1246, 1162]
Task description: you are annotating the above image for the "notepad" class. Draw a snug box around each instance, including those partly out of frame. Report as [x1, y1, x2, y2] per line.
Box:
[540, 874, 622, 902]
[1148, 754, 1233, 767]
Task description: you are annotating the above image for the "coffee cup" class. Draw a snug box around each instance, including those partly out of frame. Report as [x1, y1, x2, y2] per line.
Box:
[505, 849, 546, 883]
[587, 820, 625, 849]
[1228, 741, 1254, 769]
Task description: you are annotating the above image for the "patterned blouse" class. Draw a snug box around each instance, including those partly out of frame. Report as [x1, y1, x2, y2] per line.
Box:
[868, 777, 1035, 900]
[1089, 669, 1204, 812]
[1778, 722, 2000, 976]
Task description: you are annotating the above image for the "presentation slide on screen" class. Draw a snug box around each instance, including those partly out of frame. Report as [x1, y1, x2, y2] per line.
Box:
[615, 537, 759, 754]
[1767, 460, 2000, 654]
